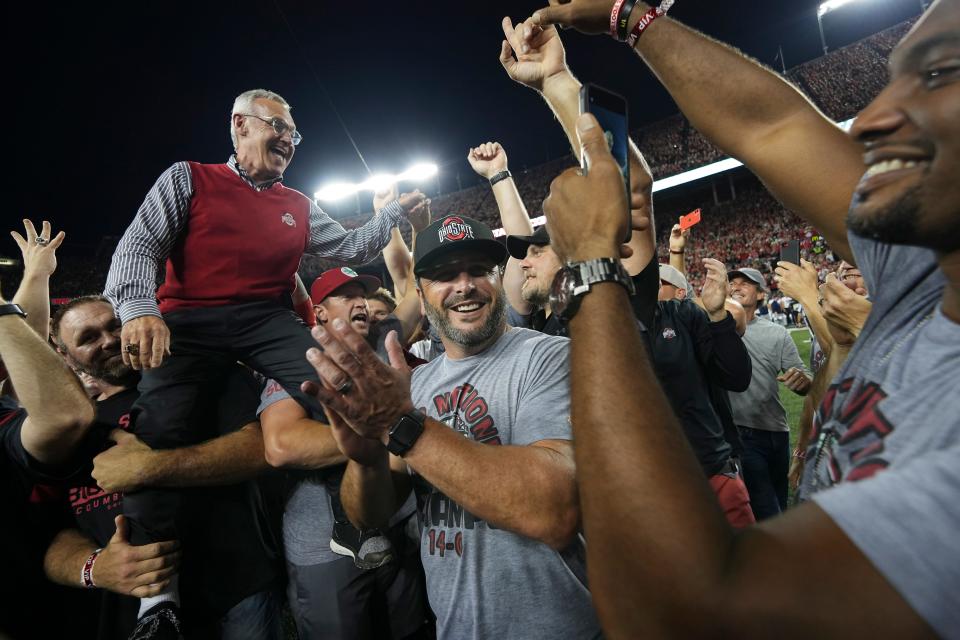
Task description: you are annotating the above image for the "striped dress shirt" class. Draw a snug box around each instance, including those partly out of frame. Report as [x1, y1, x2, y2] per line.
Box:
[104, 155, 403, 323]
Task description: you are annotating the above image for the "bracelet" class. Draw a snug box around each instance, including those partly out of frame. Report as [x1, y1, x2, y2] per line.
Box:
[489, 170, 512, 187]
[626, 0, 674, 47]
[669, 249, 684, 254]
[81, 548, 103, 588]
[792, 448, 807, 460]
[609, 0, 627, 38]
[616, 0, 640, 41]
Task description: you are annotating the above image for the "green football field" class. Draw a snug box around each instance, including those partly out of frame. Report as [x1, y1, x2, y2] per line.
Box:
[781, 327, 813, 449]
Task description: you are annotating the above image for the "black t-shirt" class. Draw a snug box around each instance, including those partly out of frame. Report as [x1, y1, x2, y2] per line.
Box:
[5, 367, 282, 636]
[1, 396, 102, 640]
[633, 259, 752, 476]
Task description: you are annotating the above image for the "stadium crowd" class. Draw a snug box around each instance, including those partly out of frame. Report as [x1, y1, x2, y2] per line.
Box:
[2, 3, 957, 640]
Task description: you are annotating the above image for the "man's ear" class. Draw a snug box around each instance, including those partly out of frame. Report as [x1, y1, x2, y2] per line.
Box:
[314, 304, 327, 324]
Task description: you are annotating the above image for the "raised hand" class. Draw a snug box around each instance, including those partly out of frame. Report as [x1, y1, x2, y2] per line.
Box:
[467, 142, 509, 179]
[120, 315, 170, 370]
[819, 272, 872, 341]
[775, 258, 819, 307]
[699, 258, 729, 320]
[407, 197, 432, 233]
[397, 189, 427, 216]
[529, 0, 622, 36]
[373, 183, 400, 213]
[302, 320, 415, 444]
[500, 16, 570, 92]
[669, 223, 689, 253]
[11, 219, 65, 277]
[93, 515, 180, 597]
[542, 114, 627, 262]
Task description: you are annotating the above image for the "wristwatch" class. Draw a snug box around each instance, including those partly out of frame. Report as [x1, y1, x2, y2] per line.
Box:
[0, 303, 27, 319]
[386, 410, 427, 457]
[549, 258, 635, 320]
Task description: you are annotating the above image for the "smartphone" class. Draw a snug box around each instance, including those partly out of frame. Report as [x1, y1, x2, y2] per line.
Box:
[780, 239, 800, 266]
[580, 83, 631, 243]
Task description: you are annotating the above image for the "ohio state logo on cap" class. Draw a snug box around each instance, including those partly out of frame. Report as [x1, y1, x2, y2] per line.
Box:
[438, 216, 475, 243]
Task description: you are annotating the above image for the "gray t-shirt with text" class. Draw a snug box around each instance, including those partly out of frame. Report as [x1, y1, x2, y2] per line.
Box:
[409, 327, 601, 640]
[800, 232, 960, 638]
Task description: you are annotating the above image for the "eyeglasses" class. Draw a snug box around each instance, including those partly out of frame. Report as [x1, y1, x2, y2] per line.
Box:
[238, 113, 302, 146]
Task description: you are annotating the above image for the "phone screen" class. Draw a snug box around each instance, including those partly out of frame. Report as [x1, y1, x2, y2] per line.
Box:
[780, 240, 800, 266]
[581, 84, 631, 242]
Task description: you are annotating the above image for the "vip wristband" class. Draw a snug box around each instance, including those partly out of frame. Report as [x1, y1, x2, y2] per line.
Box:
[81, 548, 103, 588]
[488, 170, 512, 187]
[626, 0, 674, 47]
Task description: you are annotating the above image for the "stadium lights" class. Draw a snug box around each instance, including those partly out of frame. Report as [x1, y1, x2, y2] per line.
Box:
[817, 0, 864, 17]
[314, 162, 439, 202]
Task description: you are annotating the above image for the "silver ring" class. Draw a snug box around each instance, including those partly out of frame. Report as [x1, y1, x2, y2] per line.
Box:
[35, 237, 49, 246]
[336, 379, 353, 395]
[125, 344, 140, 356]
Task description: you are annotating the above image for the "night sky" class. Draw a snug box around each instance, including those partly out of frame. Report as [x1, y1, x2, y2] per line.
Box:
[8, 0, 920, 255]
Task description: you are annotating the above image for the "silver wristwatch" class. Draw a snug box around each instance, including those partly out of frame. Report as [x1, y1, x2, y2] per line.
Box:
[549, 258, 635, 320]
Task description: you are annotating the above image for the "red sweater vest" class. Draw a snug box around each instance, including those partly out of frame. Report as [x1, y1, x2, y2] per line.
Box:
[157, 162, 310, 313]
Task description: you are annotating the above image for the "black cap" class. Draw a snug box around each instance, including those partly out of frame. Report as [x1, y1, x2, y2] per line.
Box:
[506, 225, 551, 260]
[413, 215, 508, 276]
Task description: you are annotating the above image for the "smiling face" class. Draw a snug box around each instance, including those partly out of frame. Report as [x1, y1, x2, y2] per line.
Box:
[57, 301, 134, 386]
[233, 98, 297, 182]
[519, 243, 563, 307]
[847, 0, 960, 253]
[417, 250, 506, 357]
[316, 283, 371, 337]
[728, 276, 763, 312]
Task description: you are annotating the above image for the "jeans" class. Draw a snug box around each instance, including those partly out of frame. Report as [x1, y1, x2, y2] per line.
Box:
[220, 588, 284, 640]
[737, 426, 789, 520]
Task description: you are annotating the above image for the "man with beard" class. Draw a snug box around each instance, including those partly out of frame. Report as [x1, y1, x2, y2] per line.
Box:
[43, 295, 284, 639]
[516, 0, 960, 635]
[302, 216, 601, 639]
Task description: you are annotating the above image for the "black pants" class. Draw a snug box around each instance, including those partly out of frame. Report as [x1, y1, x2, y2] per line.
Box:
[737, 426, 789, 520]
[124, 299, 322, 545]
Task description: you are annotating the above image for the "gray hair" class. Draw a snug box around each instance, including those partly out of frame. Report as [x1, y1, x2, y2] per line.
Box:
[230, 89, 292, 149]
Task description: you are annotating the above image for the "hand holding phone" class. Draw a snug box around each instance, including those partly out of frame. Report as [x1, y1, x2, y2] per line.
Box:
[580, 83, 631, 243]
[780, 239, 800, 266]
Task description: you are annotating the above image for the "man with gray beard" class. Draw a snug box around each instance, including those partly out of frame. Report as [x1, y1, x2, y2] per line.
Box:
[302, 215, 601, 640]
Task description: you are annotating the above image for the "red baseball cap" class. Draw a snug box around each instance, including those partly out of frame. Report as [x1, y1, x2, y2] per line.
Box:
[310, 267, 381, 304]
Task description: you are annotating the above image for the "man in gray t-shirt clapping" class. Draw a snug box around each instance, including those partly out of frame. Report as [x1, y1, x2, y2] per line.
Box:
[302, 216, 601, 640]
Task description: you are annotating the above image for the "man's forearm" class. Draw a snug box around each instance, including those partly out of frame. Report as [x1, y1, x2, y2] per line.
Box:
[402, 420, 579, 549]
[568, 282, 734, 631]
[341, 452, 404, 530]
[383, 227, 414, 300]
[264, 417, 347, 470]
[629, 8, 859, 259]
[12, 270, 51, 338]
[44, 528, 96, 588]
[669, 248, 685, 275]
[0, 315, 94, 463]
[801, 302, 835, 359]
[148, 424, 268, 487]
[491, 179, 533, 236]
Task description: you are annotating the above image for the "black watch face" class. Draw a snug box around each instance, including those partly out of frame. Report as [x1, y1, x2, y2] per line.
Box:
[549, 268, 573, 317]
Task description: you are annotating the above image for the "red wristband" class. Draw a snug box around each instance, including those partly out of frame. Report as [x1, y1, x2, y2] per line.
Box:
[626, 0, 674, 47]
[81, 548, 103, 588]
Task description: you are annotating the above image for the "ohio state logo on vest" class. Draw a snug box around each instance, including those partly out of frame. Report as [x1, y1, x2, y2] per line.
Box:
[281, 212, 296, 227]
[438, 217, 474, 243]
